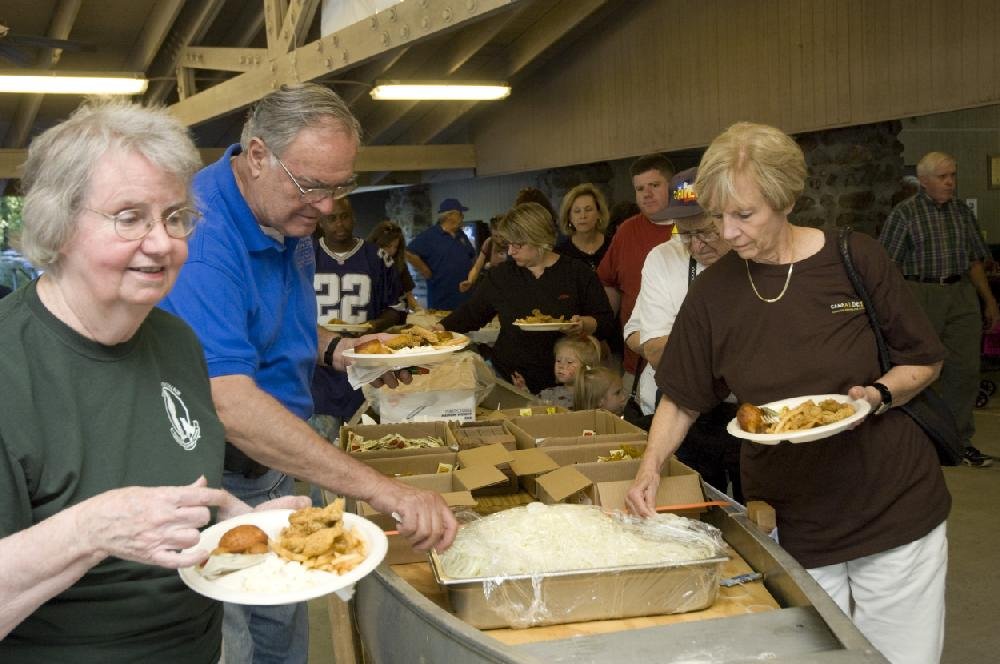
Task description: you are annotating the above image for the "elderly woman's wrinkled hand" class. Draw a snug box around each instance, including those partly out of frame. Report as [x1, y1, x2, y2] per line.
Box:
[625, 468, 660, 518]
[76, 476, 231, 569]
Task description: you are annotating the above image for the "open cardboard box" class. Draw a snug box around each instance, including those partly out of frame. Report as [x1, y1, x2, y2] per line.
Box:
[477, 404, 568, 421]
[452, 421, 517, 451]
[506, 409, 646, 449]
[362, 452, 458, 477]
[518, 441, 647, 496]
[341, 421, 458, 460]
[353, 444, 558, 564]
[532, 457, 705, 518]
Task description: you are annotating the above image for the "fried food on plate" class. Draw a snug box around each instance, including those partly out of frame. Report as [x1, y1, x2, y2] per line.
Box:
[350, 326, 465, 354]
[271, 499, 368, 575]
[515, 308, 566, 324]
[736, 403, 768, 434]
[737, 398, 855, 434]
[213, 524, 270, 555]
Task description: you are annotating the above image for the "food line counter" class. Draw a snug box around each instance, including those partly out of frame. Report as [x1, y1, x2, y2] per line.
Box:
[352, 483, 887, 664]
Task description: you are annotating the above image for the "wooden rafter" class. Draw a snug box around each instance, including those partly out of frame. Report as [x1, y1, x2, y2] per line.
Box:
[394, 0, 607, 145]
[168, 0, 518, 128]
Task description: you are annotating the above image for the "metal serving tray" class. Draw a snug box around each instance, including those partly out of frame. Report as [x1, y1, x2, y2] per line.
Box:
[429, 551, 728, 629]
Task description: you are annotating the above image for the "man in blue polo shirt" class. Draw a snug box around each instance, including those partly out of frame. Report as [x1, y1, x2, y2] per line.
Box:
[160, 83, 456, 664]
[408, 198, 476, 310]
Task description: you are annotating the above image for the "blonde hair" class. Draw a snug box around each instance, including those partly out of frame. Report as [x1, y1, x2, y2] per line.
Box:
[495, 202, 556, 251]
[573, 366, 622, 411]
[558, 183, 610, 235]
[554, 335, 601, 369]
[695, 122, 806, 214]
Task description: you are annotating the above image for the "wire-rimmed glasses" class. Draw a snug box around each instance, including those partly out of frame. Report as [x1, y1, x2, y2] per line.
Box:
[86, 206, 200, 240]
[271, 151, 358, 203]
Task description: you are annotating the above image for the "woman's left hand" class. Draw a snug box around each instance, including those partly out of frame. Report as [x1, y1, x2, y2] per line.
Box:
[565, 315, 596, 336]
[848, 384, 880, 411]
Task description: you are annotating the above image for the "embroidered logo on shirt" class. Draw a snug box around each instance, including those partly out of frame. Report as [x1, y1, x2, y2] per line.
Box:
[558, 293, 570, 300]
[162, 382, 201, 451]
[830, 300, 865, 314]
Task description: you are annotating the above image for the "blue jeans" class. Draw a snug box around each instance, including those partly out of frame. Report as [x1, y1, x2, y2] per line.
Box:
[222, 469, 308, 664]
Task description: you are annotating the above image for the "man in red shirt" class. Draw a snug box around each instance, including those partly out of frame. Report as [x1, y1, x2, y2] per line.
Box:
[597, 154, 676, 374]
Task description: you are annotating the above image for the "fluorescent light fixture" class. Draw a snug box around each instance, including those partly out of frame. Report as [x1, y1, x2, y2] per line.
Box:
[0, 72, 148, 95]
[370, 80, 510, 101]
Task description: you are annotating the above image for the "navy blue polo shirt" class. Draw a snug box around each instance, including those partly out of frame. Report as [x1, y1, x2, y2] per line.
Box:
[408, 223, 476, 310]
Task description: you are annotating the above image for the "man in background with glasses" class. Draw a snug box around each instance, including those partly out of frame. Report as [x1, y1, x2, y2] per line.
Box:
[161, 83, 456, 664]
[624, 168, 742, 501]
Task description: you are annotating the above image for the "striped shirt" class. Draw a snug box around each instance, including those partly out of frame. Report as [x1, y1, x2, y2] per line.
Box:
[880, 191, 989, 278]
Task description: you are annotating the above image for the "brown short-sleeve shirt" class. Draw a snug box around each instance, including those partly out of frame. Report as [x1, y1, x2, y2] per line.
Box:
[656, 229, 950, 568]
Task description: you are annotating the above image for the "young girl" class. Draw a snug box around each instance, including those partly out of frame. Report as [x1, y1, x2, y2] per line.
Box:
[573, 366, 627, 415]
[515, 336, 600, 408]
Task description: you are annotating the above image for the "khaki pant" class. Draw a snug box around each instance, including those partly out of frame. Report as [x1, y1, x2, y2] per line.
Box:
[906, 279, 981, 443]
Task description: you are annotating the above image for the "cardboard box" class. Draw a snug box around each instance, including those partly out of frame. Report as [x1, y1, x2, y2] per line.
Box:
[371, 353, 491, 423]
[477, 404, 568, 421]
[453, 422, 517, 451]
[518, 441, 647, 497]
[506, 409, 647, 449]
[362, 452, 458, 477]
[341, 421, 458, 460]
[531, 457, 705, 516]
[477, 377, 539, 411]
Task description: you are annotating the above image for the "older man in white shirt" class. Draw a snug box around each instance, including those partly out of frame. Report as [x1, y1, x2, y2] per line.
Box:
[624, 167, 741, 500]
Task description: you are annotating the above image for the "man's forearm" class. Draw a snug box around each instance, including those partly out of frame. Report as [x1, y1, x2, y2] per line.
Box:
[968, 261, 996, 304]
[210, 375, 387, 502]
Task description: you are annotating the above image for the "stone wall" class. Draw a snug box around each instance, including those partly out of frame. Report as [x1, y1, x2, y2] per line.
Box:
[793, 121, 904, 236]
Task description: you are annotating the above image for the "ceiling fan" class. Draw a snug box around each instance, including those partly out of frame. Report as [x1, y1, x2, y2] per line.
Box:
[0, 21, 95, 67]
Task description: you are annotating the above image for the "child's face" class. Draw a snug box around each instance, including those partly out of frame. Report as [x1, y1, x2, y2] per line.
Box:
[600, 378, 627, 415]
[554, 349, 583, 384]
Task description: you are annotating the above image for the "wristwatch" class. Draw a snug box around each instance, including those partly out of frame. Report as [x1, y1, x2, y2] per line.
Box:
[323, 334, 342, 367]
[872, 382, 892, 415]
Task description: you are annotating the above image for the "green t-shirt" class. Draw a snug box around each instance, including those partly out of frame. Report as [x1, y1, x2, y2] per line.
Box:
[0, 282, 225, 663]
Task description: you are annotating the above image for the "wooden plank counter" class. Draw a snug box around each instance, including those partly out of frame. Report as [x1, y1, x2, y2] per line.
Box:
[391, 543, 778, 647]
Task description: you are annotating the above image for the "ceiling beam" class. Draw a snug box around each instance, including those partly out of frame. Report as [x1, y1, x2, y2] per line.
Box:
[145, 0, 229, 106]
[181, 46, 268, 72]
[264, 0, 290, 58]
[168, 0, 518, 128]
[395, 0, 607, 146]
[127, 0, 186, 72]
[0, 144, 475, 179]
[2, 0, 81, 149]
[359, 8, 523, 144]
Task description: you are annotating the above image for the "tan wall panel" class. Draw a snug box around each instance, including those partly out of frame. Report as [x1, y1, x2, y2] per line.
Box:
[474, 0, 1000, 176]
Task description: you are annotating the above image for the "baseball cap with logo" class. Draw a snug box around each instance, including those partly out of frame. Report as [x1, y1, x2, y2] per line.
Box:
[649, 167, 703, 221]
[438, 198, 469, 214]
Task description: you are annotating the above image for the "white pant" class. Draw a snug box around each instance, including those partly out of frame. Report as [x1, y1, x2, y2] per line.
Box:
[807, 522, 947, 664]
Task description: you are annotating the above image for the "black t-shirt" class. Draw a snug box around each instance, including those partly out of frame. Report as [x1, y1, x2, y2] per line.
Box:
[443, 255, 616, 393]
[656, 229, 951, 568]
[554, 236, 608, 270]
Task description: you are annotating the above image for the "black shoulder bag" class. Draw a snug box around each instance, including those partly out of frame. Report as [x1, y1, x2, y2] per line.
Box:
[838, 228, 963, 466]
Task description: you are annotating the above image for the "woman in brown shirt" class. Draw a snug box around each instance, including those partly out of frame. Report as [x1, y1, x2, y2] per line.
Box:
[626, 122, 949, 664]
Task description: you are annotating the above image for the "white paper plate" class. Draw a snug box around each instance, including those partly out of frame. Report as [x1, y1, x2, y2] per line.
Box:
[321, 322, 372, 333]
[514, 321, 574, 332]
[343, 335, 469, 367]
[178, 509, 387, 606]
[726, 394, 871, 444]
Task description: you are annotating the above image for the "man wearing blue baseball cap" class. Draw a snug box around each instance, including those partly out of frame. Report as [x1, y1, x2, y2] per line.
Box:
[408, 198, 477, 310]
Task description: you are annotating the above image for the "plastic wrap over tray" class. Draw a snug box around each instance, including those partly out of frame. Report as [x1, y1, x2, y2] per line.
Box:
[429, 504, 728, 629]
[430, 552, 727, 629]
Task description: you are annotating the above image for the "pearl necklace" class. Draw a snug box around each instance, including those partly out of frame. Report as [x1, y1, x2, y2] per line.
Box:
[745, 259, 794, 303]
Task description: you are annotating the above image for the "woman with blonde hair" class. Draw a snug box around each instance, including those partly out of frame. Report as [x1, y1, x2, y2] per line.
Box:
[441, 203, 616, 393]
[555, 183, 611, 269]
[626, 122, 949, 664]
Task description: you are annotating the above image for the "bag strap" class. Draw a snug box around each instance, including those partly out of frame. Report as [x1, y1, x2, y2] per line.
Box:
[837, 227, 892, 374]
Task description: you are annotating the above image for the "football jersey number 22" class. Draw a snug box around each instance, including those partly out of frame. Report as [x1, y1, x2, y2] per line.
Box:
[315, 273, 372, 323]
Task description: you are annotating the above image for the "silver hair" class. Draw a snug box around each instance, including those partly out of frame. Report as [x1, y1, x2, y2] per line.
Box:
[21, 99, 201, 269]
[240, 83, 362, 156]
[916, 152, 956, 178]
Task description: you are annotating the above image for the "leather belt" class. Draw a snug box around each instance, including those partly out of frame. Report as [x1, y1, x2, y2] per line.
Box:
[904, 274, 962, 285]
[224, 442, 269, 478]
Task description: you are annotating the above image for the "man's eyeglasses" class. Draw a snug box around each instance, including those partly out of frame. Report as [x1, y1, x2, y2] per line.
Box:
[676, 227, 721, 244]
[271, 151, 357, 204]
[86, 207, 200, 240]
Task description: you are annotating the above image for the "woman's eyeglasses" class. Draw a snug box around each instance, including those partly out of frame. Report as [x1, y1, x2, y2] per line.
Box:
[86, 207, 200, 240]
